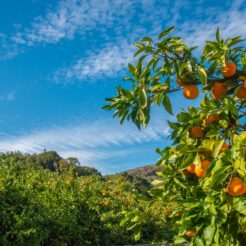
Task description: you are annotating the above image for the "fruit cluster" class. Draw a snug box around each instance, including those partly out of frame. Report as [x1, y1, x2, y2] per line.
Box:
[176, 62, 246, 100]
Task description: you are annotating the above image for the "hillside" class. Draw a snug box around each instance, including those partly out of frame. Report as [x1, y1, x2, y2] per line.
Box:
[106, 164, 162, 183]
[121, 164, 162, 182]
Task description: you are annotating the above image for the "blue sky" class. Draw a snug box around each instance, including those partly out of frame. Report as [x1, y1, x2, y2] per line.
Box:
[0, 0, 246, 174]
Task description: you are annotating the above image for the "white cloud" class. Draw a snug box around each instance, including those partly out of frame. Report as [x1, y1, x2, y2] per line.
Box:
[10, 0, 137, 46]
[171, 0, 246, 48]
[2, 0, 246, 55]
[52, 40, 135, 82]
[0, 118, 170, 173]
[50, 0, 246, 83]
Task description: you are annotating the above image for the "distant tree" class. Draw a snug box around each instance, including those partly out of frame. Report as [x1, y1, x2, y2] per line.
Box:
[34, 151, 62, 171]
[131, 175, 151, 194]
[75, 166, 101, 177]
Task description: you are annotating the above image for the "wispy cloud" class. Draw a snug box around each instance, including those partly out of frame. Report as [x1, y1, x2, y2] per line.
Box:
[52, 40, 134, 83]
[0, 118, 170, 173]
[2, 0, 246, 57]
[176, 0, 246, 47]
[10, 0, 138, 46]
[50, 0, 246, 83]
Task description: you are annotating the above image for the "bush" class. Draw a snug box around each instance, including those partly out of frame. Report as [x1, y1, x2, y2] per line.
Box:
[0, 153, 173, 245]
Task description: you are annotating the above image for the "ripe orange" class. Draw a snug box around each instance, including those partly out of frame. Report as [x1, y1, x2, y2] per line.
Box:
[183, 85, 199, 99]
[187, 164, 195, 173]
[211, 82, 227, 99]
[195, 166, 206, 178]
[201, 160, 211, 169]
[206, 115, 220, 124]
[186, 229, 196, 237]
[227, 177, 246, 196]
[190, 127, 203, 138]
[203, 115, 220, 126]
[241, 132, 246, 138]
[244, 80, 246, 88]
[222, 62, 237, 77]
[236, 86, 246, 99]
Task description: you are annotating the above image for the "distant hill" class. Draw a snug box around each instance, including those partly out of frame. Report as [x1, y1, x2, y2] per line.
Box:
[0, 151, 161, 183]
[124, 164, 162, 181]
[106, 164, 162, 183]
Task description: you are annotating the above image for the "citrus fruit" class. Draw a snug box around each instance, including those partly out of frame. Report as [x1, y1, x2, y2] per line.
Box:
[190, 127, 203, 138]
[222, 62, 236, 77]
[187, 164, 196, 173]
[183, 85, 199, 99]
[186, 229, 196, 237]
[211, 82, 227, 99]
[236, 86, 246, 99]
[227, 177, 246, 196]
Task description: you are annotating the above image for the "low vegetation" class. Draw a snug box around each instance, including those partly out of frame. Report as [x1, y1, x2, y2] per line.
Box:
[0, 152, 174, 245]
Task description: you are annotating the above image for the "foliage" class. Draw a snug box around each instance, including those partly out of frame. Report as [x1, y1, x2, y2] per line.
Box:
[104, 27, 246, 245]
[0, 151, 102, 176]
[75, 165, 101, 176]
[0, 153, 173, 245]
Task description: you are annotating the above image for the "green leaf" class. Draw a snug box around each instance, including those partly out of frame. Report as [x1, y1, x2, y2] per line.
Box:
[158, 26, 175, 39]
[203, 225, 216, 244]
[134, 231, 141, 241]
[179, 62, 192, 75]
[138, 89, 147, 109]
[134, 48, 145, 57]
[212, 139, 224, 158]
[194, 236, 205, 246]
[181, 152, 196, 168]
[162, 94, 173, 114]
[198, 67, 207, 85]
[216, 27, 220, 42]
[173, 236, 187, 245]
[234, 200, 246, 215]
[120, 110, 128, 125]
[133, 42, 144, 48]
[177, 112, 192, 122]
[174, 178, 186, 189]
[167, 120, 179, 130]
[214, 228, 220, 244]
[128, 63, 135, 75]
[141, 36, 152, 42]
[210, 166, 231, 188]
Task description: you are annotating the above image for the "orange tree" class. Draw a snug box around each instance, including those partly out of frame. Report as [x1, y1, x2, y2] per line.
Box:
[0, 153, 170, 245]
[103, 27, 246, 245]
